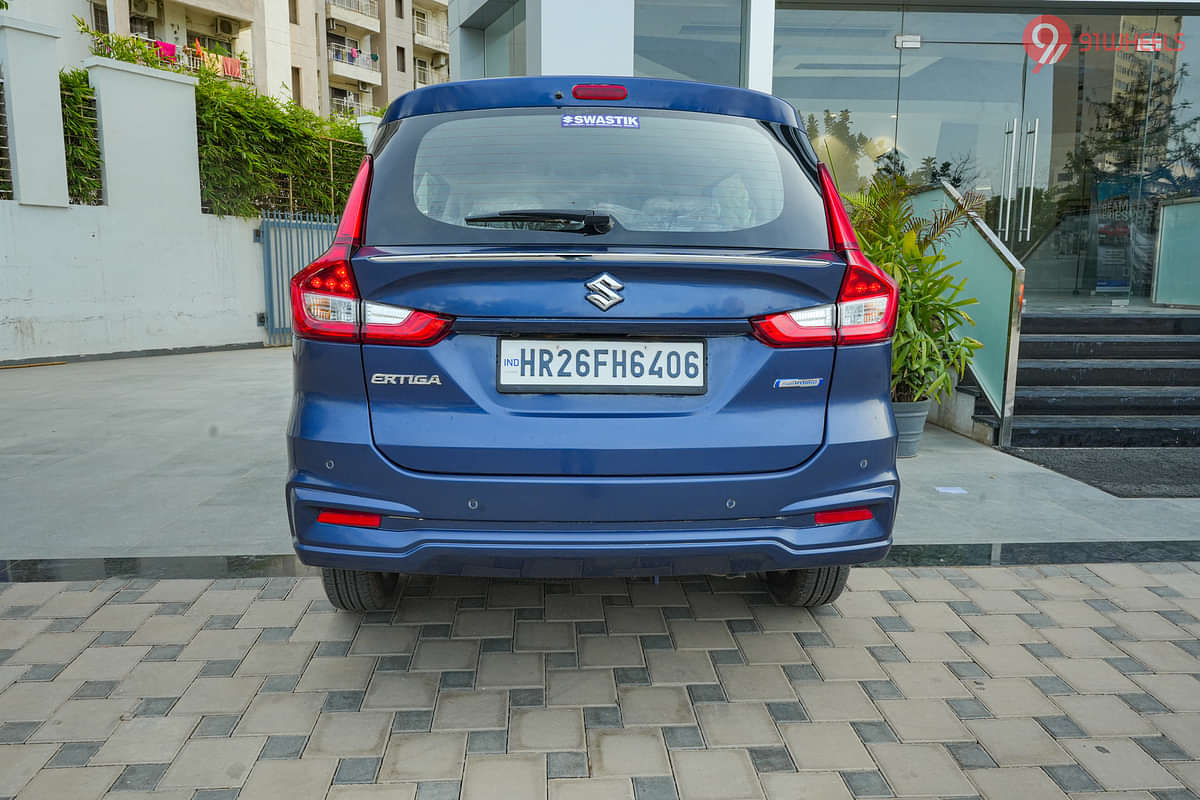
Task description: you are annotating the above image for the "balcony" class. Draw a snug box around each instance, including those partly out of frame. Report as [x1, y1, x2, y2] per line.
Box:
[327, 43, 382, 86]
[179, 50, 254, 83]
[331, 96, 368, 116]
[327, 0, 380, 34]
[133, 35, 254, 84]
[413, 16, 449, 53]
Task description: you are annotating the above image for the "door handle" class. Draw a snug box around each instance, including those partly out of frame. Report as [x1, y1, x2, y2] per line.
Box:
[1021, 118, 1039, 241]
[999, 118, 1017, 237]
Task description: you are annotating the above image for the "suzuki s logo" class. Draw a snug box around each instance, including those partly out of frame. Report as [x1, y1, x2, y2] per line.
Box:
[585, 273, 624, 311]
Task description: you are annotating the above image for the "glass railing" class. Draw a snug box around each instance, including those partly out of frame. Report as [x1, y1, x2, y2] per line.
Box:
[910, 182, 1026, 447]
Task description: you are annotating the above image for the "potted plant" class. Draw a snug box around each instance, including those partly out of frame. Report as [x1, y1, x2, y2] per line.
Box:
[846, 172, 983, 457]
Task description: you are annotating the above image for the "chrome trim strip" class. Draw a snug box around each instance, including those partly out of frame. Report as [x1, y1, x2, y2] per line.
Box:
[367, 252, 833, 267]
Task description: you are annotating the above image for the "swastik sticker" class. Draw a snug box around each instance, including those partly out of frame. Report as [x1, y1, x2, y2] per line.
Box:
[561, 114, 640, 128]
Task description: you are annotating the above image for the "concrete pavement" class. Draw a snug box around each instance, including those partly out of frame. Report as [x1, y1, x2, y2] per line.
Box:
[1, 348, 1198, 561]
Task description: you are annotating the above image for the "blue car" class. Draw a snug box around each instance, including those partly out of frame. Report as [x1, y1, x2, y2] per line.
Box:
[286, 76, 899, 610]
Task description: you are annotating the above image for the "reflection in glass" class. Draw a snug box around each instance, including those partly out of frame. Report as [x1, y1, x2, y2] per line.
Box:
[634, 0, 745, 87]
[773, 8, 901, 191]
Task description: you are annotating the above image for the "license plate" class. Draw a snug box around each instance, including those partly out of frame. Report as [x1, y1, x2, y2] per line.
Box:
[497, 339, 706, 394]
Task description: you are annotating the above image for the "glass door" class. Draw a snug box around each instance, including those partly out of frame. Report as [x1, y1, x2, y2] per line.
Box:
[894, 12, 1155, 305]
[894, 39, 1032, 246]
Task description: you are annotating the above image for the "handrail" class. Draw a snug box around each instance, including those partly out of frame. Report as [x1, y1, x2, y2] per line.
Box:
[327, 42, 381, 71]
[328, 0, 379, 16]
[910, 181, 1025, 447]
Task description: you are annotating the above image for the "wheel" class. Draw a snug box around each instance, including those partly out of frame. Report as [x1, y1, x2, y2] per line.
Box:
[321, 568, 399, 612]
[766, 566, 849, 607]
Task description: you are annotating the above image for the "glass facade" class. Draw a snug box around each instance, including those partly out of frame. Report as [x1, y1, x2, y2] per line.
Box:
[774, 5, 1200, 308]
[634, 0, 746, 86]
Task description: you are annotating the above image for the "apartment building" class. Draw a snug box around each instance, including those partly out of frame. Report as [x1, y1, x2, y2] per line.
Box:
[30, 0, 450, 117]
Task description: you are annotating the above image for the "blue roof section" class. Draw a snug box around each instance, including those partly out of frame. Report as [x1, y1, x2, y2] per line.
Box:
[380, 75, 799, 127]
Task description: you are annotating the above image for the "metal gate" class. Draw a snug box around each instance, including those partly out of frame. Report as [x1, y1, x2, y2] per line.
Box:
[261, 210, 338, 346]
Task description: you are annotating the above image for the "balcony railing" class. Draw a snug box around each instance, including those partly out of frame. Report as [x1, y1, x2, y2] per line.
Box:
[414, 18, 448, 43]
[328, 0, 379, 16]
[331, 96, 367, 116]
[132, 35, 254, 83]
[179, 50, 254, 83]
[327, 43, 381, 71]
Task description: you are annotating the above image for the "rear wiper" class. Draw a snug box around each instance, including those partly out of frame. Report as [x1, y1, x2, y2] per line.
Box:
[464, 209, 614, 235]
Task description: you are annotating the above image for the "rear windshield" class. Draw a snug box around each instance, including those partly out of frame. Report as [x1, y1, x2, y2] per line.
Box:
[365, 107, 830, 249]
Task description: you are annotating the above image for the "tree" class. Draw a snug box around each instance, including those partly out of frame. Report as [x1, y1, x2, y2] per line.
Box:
[802, 110, 874, 190]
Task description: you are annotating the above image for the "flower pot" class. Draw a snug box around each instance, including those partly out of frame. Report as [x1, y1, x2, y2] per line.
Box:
[893, 398, 932, 458]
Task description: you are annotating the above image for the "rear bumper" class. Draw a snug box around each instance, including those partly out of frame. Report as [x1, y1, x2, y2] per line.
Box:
[288, 483, 895, 578]
[286, 337, 899, 578]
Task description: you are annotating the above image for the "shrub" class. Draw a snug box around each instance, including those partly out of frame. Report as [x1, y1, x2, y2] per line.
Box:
[73, 17, 365, 216]
[847, 173, 984, 403]
[60, 69, 103, 206]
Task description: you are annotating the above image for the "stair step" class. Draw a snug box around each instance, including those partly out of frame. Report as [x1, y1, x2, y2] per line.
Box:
[1019, 334, 1200, 360]
[1015, 386, 1200, 414]
[1017, 359, 1200, 386]
[1021, 312, 1200, 336]
[1009, 414, 1200, 447]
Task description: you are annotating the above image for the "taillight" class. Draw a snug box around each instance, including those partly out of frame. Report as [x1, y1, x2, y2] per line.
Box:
[290, 156, 452, 346]
[362, 302, 452, 345]
[751, 163, 897, 348]
[750, 305, 835, 347]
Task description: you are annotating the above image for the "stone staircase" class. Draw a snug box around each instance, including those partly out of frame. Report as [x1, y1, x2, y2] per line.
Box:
[972, 312, 1200, 447]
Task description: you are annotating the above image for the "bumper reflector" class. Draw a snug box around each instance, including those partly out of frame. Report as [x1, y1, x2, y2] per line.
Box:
[814, 507, 873, 525]
[317, 509, 382, 528]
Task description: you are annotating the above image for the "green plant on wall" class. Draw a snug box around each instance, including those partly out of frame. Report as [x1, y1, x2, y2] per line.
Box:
[193, 72, 364, 216]
[60, 68, 103, 206]
[73, 17, 365, 217]
[847, 173, 984, 403]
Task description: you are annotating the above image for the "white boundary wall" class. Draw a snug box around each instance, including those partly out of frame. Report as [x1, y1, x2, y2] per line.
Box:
[0, 15, 269, 361]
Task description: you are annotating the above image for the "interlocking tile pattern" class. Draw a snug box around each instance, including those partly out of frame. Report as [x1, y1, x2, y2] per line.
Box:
[1, 563, 1200, 798]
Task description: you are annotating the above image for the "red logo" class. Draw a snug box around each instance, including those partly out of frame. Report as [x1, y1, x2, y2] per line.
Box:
[1024, 15, 1072, 73]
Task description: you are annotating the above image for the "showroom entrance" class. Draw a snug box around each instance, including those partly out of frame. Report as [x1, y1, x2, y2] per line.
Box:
[773, 6, 1200, 309]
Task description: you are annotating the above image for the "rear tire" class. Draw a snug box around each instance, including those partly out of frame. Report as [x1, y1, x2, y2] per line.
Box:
[766, 566, 849, 607]
[321, 568, 399, 612]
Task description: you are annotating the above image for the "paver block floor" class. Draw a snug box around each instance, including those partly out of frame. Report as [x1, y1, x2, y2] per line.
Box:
[1, 562, 1200, 798]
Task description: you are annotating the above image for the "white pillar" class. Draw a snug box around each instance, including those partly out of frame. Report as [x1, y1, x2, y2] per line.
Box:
[0, 16, 69, 207]
[744, 0, 774, 93]
[84, 57, 200, 217]
[356, 114, 379, 148]
[526, 0, 633, 76]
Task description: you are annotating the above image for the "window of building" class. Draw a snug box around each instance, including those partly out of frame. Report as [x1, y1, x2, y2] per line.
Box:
[291, 67, 302, 106]
[395, 0, 404, 18]
[396, 46, 406, 71]
[633, 0, 744, 87]
[91, 2, 110, 34]
[413, 8, 428, 37]
[129, 15, 156, 39]
[415, 56, 430, 84]
[289, 0, 298, 25]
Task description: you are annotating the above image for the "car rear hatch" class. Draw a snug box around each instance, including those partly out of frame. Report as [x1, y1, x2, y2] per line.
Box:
[355, 248, 845, 476]
[328, 89, 891, 478]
